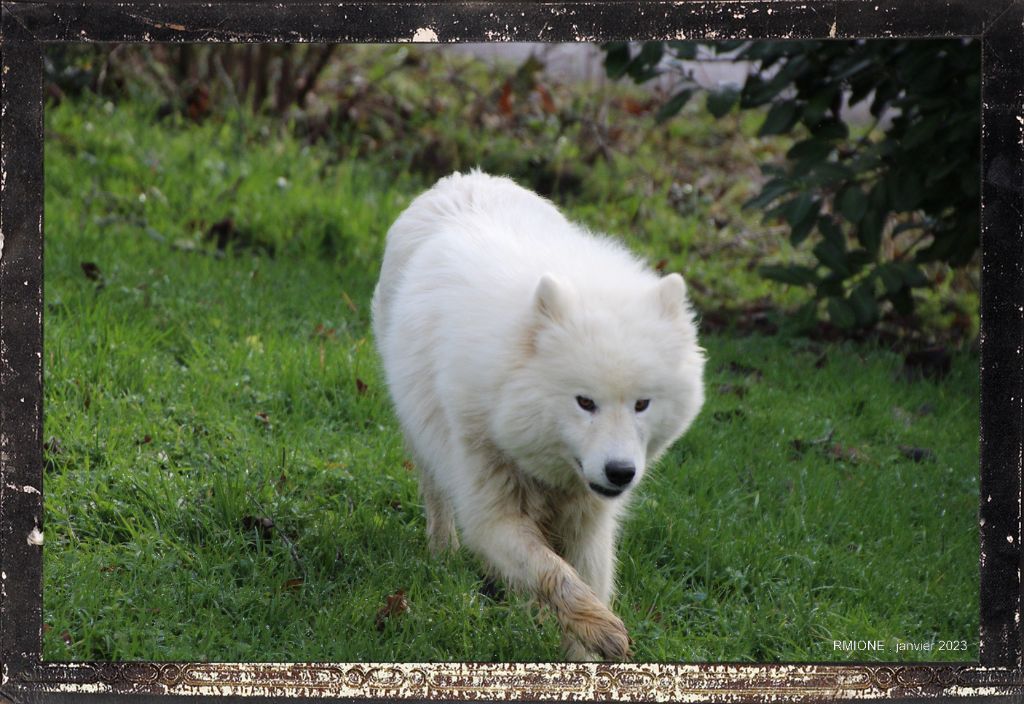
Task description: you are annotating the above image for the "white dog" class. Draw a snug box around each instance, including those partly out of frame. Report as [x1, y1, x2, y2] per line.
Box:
[372, 171, 705, 660]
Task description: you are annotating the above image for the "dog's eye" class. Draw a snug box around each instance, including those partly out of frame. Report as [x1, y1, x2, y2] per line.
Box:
[576, 396, 597, 412]
[634, 399, 650, 413]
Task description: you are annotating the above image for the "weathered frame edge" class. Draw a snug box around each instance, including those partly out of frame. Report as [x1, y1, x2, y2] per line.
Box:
[0, 0, 1021, 701]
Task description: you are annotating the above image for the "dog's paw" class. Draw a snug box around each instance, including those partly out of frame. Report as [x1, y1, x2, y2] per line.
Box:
[561, 635, 593, 662]
[570, 607, 631, 662]
[426, 521, 460, 555]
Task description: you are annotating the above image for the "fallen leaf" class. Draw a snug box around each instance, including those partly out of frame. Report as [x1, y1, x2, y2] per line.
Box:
[137, 435, 153, 445]
[205, 217, 236, 250]
[61, 630, 73, 646]
[654, 258, 669, 273]
[186, 84, 211, 122]
[498, 81, 514, 116]
[283, 577, 304, 592]
[375, 589, 409, 631]
[899, 445, 935, 463]
[402, 460, 414, 472]
[828, 443, 863, 464]
[355, 378, 368, 396]
[312, 323, 337, 340]
[535, 84, 556, 114]
[80, 262, 102, 281]
[622, 97, 655, 116]
[255, 411, 271, 427]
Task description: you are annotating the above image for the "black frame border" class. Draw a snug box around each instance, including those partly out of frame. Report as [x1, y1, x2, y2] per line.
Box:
[1, 1, 1022, 701]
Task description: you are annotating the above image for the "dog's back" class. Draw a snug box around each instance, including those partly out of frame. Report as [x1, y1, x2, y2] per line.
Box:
[372, 170, 560, 340]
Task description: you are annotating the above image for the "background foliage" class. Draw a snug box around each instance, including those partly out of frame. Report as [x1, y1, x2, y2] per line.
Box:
[603, 40, 980, 331]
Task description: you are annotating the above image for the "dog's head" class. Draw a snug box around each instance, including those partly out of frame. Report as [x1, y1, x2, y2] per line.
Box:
[494, 272, 706, 498]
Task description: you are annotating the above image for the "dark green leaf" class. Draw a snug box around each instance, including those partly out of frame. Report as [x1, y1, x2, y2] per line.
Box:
[837, 186, 868, 224]
[626, 42, 664, 82]
[804, 161, 852, 186]
[846, 250, 874, 275]
[789, 213, 817, 246]
[813, 239, 850, 276]
[827, 297, 857, 329]
[857, 209, 884, 255]
[781, 193, 819, 246]
[817, 216, 845, 248]
[817, 273, 845, 297]
[801, 89, 838, 127]
[706, 84, 741, 118]
[743, 178, 792, 211]
[666, 41, 698, 59]
[893, 262, 929, 288]
[603, 43, 631, 80]
[889, 286, 914, 315]
[655, 89, 694, 123]
[876, 264, 904, 295]
[887, 169, 924, 211]
[849, 282, 879, 326]
[741, 75, 788, 107]
[853, 180, 888, 254]
[759, 101, 801, 136]
[783, 192, 817, 229]
[786, 139, 833, 164]
[810, 121, 848, 141]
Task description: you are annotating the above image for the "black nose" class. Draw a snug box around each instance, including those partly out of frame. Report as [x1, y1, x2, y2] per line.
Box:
[604, 461, 636, 487]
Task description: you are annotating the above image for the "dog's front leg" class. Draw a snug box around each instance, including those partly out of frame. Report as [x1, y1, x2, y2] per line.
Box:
[564, 508, 618, 606]
[460, 507, 630, 661]
[559, 509, 619, 660]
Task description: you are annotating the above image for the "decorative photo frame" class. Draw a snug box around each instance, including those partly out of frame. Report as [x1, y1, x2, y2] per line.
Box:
[1, 0, 1021, 700]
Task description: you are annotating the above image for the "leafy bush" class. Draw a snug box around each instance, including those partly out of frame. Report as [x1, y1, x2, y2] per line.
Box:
[603, 40, 980, 330]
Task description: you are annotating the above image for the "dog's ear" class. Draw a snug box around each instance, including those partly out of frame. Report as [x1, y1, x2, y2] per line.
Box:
[655, 273, 688, 318]
[534, 273, 573, 323]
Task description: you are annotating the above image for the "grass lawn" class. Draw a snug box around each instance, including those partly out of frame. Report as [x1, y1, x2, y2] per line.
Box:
[42, 60, 979, 662]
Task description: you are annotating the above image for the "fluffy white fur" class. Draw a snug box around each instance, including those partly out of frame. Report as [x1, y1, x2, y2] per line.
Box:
[372, 171, 705, 660]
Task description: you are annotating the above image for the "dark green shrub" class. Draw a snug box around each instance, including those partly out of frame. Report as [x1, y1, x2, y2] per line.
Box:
[603, 40, 980, 330]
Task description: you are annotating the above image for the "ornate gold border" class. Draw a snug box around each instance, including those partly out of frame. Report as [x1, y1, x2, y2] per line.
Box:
[12, 662, 1024, 700]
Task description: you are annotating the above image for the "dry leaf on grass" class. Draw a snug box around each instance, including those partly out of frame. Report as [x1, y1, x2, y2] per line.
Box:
[375, 589, 409, 631]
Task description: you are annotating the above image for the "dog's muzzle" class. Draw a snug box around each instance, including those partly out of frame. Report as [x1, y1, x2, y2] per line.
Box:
[588, 482, 624, 498]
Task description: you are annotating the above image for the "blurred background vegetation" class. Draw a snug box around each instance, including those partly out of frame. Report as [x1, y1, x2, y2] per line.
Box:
[47, 39, 981, 345]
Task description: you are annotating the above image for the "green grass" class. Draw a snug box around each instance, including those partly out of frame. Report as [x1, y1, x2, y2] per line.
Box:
[43, 60, 978, 663]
